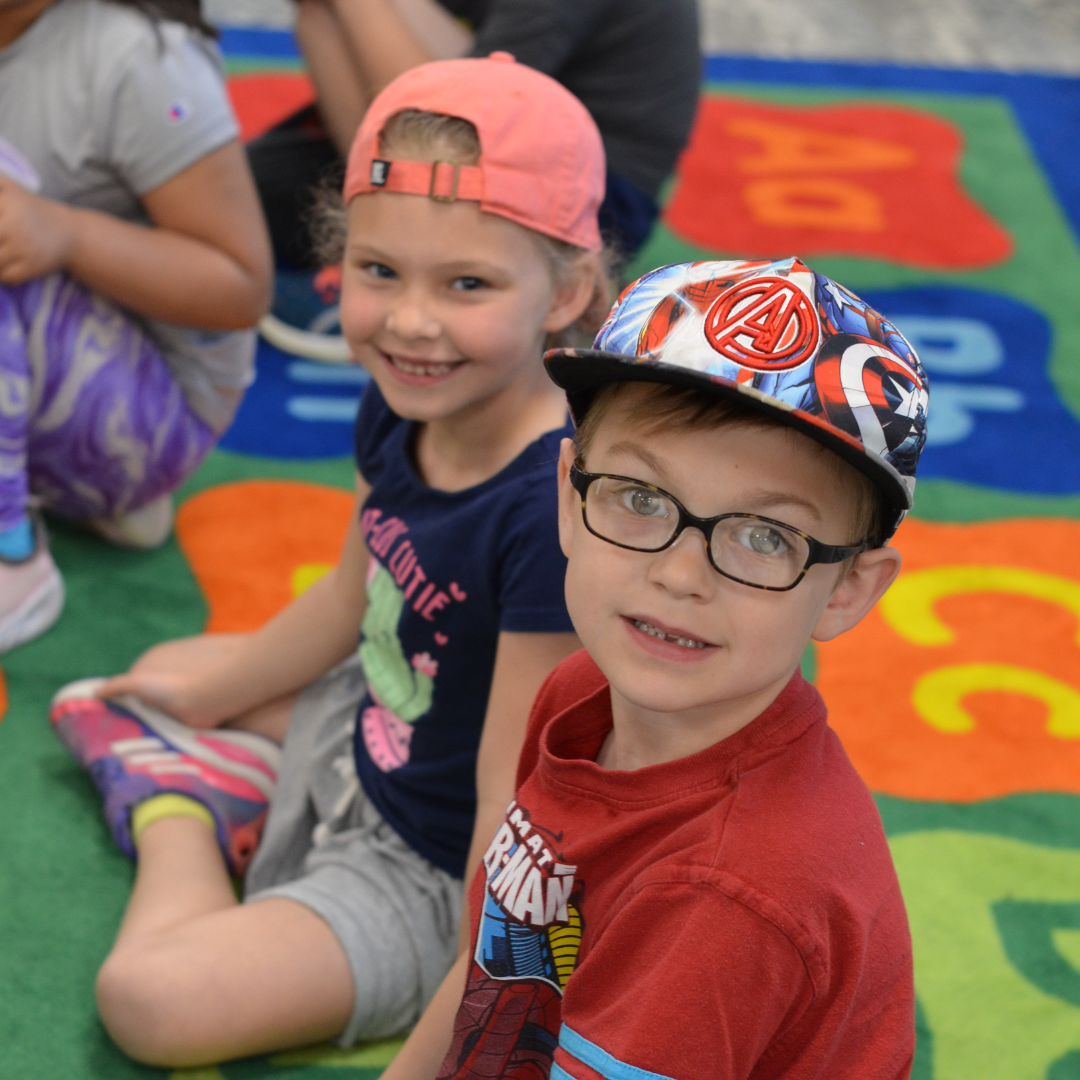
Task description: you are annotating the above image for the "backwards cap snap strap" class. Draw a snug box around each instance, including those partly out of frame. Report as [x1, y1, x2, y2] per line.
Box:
[359, 158, 484, 203]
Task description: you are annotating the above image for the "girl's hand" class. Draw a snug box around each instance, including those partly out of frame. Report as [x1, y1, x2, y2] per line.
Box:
[97, 669, 222, 730]
[0, 179, 77, 284]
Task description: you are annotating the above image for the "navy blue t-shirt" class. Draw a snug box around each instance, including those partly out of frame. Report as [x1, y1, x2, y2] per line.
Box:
[352, 383, 575, 877]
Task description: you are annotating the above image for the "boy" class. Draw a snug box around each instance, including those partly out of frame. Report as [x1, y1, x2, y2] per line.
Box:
[385, 258, 928, 1080]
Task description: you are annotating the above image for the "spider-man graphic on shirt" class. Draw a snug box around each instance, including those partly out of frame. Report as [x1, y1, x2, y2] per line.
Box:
[439, 800, 583, 1080]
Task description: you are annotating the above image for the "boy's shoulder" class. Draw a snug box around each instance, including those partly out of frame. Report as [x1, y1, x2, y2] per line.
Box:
[655, 681, 901, 936]
[514, 649, 607, 788]
[680, 707, 904, 983]
[521, 651, 900, 923]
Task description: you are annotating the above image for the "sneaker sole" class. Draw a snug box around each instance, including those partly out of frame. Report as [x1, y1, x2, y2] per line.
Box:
[52, 679, 281, 797]
[0, 564, 64, 655]
[258, 313, 351, 363]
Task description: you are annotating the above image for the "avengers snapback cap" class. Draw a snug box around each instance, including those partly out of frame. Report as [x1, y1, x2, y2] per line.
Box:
[545, 257, 930, 540]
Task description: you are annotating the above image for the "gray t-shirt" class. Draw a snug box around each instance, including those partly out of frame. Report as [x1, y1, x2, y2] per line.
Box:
[0, 0, 255, 432]
[446, 0, 701, 198]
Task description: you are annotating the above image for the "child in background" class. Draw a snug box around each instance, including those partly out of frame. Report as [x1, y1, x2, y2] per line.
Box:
[383, 258, 927, 1080]
[50, 55, 607, 1067]
[0, 0, 272, 653]
[253, 0, 700, 265]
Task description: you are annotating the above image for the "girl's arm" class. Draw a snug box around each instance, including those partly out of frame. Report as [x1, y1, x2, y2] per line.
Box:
[462, 630, 581, 962]
[0, 140, 272, 329]
[459, 630, 581, 943]
[102, 476, 372, 727]
[380, 629, 580, 1080]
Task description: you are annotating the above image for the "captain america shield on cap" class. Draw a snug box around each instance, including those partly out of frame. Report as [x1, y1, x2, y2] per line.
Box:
[544, 257, 929, 540]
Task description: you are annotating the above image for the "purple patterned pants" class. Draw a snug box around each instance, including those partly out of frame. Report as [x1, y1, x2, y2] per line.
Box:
[0, 273, 215, 532]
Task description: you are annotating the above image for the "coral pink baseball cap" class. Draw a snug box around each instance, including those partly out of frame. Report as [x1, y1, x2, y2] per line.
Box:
[343, 53, 605, 252]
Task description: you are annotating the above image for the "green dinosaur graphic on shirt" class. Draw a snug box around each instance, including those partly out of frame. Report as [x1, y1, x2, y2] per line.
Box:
[358, 562, 435, 722]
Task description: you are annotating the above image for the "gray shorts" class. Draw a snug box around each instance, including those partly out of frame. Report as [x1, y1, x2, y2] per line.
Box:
[244, 655, 463, 1046]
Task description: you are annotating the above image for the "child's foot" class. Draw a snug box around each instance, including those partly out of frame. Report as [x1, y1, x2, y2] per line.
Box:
[90, 494, 173, 550]
[50, 679, 281, 874]
[0, 515, 64, 654]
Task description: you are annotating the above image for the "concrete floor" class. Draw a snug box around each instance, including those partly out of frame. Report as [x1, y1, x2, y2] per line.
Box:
[698, 0, 1080, 74]
[206, 0, 293, 27]
[204, 0, 1080, 74]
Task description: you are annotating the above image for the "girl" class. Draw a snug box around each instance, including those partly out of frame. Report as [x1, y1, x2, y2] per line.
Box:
[0, 0, 272, 653]
[50, 54, 607, 1066]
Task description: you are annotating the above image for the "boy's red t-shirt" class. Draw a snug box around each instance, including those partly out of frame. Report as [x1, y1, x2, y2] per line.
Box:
[439, 650, 915, 1080]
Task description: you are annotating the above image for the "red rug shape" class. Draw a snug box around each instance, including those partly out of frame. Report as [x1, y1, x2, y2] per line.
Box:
[664, 96, 1014, 270]
[226, 73, 317, 143]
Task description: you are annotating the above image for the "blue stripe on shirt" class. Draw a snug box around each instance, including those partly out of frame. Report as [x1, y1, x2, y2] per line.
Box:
[556, 1024, 680, 1080]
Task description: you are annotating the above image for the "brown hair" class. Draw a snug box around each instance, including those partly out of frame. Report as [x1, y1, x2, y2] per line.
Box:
[105, 0, 217, 38]
[313, 109, 613, 349]
[574, 382, 891, 548]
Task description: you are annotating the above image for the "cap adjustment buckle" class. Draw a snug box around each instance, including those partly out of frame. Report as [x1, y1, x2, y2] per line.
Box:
[429, 160, 460, 203]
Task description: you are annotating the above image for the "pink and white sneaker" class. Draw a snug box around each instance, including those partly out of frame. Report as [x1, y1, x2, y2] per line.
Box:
[50, 679, 280, 875]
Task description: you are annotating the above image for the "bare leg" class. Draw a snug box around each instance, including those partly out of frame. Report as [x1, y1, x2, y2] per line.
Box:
[220, 694, 297, 744]
[295, 0, 372, 157]
[97, 816, 354, 1067]
[129, 634, 298, 744]
[295, 0, 468, 155]
[389, 0, 473, 59]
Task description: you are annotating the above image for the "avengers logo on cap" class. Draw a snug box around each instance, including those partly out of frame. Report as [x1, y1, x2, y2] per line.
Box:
[704, 276, 820, 371]
[544, 257, 931, 539]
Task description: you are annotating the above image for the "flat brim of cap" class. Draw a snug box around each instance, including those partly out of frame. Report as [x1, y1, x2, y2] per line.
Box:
[545, 348, 913, 521]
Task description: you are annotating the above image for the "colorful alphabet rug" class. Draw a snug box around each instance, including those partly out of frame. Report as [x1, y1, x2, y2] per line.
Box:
[1, 31, 1079, 1080]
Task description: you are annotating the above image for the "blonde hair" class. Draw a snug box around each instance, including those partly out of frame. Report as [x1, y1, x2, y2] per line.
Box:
[313, 109, 613, 349]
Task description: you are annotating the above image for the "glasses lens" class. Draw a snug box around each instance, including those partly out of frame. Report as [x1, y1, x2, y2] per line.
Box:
[584, 476, 679, 551]
[712, 517, 809, 588]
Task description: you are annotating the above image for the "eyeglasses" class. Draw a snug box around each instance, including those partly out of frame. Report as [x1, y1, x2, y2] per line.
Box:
[569, 463, 868, 591]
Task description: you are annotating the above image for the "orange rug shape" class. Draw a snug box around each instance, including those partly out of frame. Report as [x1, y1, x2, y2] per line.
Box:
[175, 481, 354, 633]
[226, 73, 317, 143]
[819, 517, 1080, 802]
[664, 96, 1013, 270]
